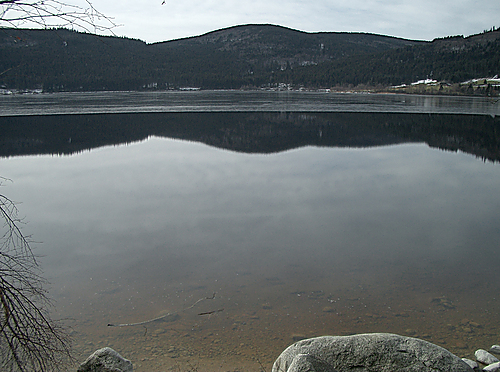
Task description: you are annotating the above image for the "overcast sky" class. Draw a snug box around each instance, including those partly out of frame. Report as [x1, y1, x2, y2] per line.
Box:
[86, 0, 500, 43]
[15, 0, 500, 43]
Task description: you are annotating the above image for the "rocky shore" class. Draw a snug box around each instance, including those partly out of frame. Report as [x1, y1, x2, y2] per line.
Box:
[77, 333, 500, 372]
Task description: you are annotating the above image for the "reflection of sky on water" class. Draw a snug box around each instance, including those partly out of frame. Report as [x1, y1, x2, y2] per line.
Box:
[2, 136, 500, 289]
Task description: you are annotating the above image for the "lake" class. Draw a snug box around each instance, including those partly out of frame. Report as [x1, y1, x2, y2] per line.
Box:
[1, 91, 500, 371]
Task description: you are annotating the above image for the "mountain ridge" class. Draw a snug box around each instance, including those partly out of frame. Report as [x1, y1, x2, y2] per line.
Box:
[158, 24, 421, 44]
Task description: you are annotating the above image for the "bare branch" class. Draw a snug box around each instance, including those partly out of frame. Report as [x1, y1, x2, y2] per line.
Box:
[0, 181, 73, 372]
[1, 0, 118, 34]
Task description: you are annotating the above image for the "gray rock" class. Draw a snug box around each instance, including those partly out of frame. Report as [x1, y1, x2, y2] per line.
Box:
[491, 345, 500, 355]
[475, 349, 499, 365]
[462, 358, 479, 370]
[272, 333, 472, 372]
[286, 354, 337, 372]
[78, 347, 133, 372]
[484, 362, 500, 372]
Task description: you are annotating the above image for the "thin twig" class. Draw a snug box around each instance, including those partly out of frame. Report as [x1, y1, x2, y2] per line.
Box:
[257, 358, 268, 372]
[197, 308, 224, 316]
[107, 293, 217, 328]
[0, 0, 118, 34]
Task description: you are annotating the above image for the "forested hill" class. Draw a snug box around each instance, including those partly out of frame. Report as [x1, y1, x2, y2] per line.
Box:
[152, 24, 420, 68]
[0, 24, 498, 91]
[291, 28, 500, 87]
[0, 25, 420, 91]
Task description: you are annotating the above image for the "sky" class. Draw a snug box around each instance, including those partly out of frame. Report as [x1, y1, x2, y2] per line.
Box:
[6, 0, 500, 43]
[83, 0, 500, 43]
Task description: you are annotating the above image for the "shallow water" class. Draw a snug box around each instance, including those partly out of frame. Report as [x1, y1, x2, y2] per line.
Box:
[1, 93, 500, 371]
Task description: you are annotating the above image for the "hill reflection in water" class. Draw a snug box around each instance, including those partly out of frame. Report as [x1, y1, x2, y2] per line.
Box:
[0, 111, 499, 161]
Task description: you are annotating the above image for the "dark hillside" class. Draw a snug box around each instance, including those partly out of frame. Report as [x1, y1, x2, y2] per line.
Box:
[0, 25, 498, 91]
[0, 25, 422, 91]
[153, 24, 421, 68]
[287, 29, 500, 87]
[0, 28, 152, 91]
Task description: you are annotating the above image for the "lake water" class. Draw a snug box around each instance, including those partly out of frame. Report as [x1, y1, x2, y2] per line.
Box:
[1, 91, 500, 371]
[1, 90, 500, 116]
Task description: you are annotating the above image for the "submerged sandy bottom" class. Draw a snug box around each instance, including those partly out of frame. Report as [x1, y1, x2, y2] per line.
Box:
[52, 251, 500, 372]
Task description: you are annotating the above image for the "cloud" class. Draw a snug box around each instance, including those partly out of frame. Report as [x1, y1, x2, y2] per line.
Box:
[89, 0, 500, 43]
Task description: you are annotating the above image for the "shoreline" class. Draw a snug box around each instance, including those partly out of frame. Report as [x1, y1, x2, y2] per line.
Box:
[76, 333, 500, 372]
[1, 84, 499, 98]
